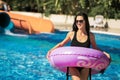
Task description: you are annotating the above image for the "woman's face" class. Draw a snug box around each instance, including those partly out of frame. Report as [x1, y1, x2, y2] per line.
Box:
[76, 16, 85, 30]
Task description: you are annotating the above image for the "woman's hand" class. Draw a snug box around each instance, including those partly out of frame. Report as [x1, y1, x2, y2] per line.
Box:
[46, 50, 52, 61]
[103, 51, 111, 59]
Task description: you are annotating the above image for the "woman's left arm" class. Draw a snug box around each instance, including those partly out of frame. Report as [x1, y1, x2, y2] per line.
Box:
[90, 32, 110, 58]
[90, 32, 99, 50]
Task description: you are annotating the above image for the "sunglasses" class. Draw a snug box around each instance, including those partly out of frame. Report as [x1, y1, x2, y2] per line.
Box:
[76, 20, 84, 23]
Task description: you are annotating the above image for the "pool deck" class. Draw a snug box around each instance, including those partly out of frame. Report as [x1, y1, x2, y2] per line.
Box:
[54, 23, 120, 36]
[10, 11, 120, 36]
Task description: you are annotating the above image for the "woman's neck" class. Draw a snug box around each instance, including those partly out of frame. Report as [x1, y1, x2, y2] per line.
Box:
[77, 29, 87, 35]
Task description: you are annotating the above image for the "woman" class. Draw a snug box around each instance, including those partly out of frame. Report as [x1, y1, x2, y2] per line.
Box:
[47, 12, 110, 80]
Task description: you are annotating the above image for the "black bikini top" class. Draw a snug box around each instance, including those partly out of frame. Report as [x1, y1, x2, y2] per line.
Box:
[71, 31, 90, 48]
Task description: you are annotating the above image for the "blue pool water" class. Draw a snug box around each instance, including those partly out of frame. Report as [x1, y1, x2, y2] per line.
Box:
[0, 31, 120, 80]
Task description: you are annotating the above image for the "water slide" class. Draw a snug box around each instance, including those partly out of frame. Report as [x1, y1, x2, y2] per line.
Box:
[0, 11, 54, 34]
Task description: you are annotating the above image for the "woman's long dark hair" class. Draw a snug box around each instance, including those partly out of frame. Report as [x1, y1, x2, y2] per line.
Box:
[72, 12, 90, 36]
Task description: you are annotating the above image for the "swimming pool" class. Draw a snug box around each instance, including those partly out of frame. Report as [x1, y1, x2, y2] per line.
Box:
[0, 31, 120, 80]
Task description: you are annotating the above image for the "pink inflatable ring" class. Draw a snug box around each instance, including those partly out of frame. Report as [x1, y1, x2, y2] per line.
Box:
[49, 47, 110, 74]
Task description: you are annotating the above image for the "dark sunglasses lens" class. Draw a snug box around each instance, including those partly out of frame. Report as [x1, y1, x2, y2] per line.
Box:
[76, 20, 84, 23]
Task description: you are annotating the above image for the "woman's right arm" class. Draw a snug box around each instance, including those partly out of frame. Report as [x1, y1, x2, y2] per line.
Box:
[46, 31, 72, 59]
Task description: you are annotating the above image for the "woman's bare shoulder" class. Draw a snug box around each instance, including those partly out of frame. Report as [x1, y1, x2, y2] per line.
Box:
[66, 31, 74, 39]
[67, 31, 74, 35]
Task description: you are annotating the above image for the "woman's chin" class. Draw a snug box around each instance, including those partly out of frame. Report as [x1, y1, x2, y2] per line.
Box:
[78, 26, 83, 30]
